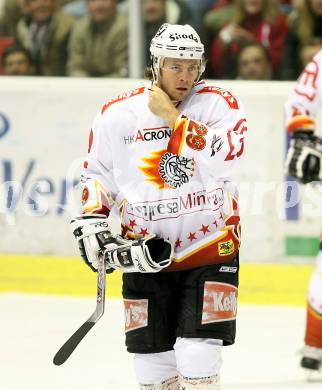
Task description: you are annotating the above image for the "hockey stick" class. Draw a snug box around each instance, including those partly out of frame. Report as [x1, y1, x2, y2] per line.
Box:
[53, 254, 106, 366]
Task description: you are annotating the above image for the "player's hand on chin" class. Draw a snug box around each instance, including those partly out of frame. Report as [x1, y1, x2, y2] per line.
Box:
[148, 84, 180, 128]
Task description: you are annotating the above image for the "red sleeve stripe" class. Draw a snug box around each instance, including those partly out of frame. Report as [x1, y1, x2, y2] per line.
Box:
[167, 114, 187, 155]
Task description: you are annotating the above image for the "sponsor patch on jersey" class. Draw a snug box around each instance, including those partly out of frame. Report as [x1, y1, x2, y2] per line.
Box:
[218, 239, 234, 256]
[123, 299, 148, 333]
[124, 126, 172, 144]
[202, 282, 238, 324]
[219, 266, 238, 273]
[197, 86, 239, 109]
[126, 187, 224, 221]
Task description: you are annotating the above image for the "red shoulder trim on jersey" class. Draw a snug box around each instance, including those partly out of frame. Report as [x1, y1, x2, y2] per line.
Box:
[101, 87, 145, 115]
[196, 86, 239, 109]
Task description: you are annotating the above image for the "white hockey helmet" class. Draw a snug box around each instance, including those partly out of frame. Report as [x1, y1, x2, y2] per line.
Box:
[150, 23, 205, 82]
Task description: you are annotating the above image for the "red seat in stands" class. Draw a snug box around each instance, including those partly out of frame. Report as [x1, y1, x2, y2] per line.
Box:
[0, 37, 15, 74]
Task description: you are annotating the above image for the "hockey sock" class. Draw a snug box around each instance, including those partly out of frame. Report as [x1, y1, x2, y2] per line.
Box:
[305, 304, 322, 348]
[139, 376, 179, 390]
[305, 252, 322, 348]
[178, 374, 220, 389]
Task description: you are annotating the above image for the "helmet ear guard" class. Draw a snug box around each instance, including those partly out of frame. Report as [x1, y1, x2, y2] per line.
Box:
[150, 55, 161, 83]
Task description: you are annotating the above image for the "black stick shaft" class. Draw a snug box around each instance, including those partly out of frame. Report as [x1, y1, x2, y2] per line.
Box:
[53, 255, 106, 366]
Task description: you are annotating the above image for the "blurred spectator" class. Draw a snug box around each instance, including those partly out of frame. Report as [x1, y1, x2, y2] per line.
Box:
[237, 42, 272, 79]
[203, 0, 234, 37]
[142, 0, 194, 66]
[15, 0, 75, 75]
[62, 0, 88, 17]
[62, 0, 127, 19]
[2, 44, 34, 74]
[185, 0, 213, 17]
[279, 0, 294, 14]
[182, 0, 213, 32]
[67, 0, 128, 77]
[281, 0, 322, 79]
[0, 0, 25, 36]
[0, 36, 15, 68]
[299, 37, 322, 68]
[0, 0, 70, 35]
[207, 0, 288, 79]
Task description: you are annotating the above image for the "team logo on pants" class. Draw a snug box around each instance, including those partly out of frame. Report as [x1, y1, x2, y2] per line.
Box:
[123, 299, 148, 332]
[201, 282, 238, 324]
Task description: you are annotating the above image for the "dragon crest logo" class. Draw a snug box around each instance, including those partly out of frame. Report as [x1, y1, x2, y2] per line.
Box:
[159, 152, 195, 188]
[139, 150, 195, 189]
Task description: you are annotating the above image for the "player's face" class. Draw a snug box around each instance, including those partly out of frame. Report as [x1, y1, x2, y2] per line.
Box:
[159, 58, 200, 101]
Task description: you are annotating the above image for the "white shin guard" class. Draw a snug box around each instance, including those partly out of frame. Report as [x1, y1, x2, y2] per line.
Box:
[179, 374, 220, 389]
[175, 338, 222, 389]
[139, 376, 179, 390]
[135, 338, 223, 390]
[135, 351, 178, 386]
[174, 337, 223, 378]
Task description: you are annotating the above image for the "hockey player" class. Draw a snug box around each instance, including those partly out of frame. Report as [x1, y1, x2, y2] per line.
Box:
[72, 23, 247, 389]
[285, 49, 322, 373]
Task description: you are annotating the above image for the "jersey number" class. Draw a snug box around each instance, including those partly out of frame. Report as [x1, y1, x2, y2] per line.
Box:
[186, 120, 208, 151]
[225, 119, 247, 161]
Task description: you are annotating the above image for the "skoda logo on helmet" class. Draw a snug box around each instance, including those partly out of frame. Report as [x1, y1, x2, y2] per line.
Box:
[169, 33, 199, 43]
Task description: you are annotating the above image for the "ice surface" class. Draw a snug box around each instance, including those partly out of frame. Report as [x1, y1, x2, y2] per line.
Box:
[0, 294, 321, 390]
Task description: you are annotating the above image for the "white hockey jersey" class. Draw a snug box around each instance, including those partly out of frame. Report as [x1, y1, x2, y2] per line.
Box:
[82, 81, 247, 271]
[285, 49, 322, 132]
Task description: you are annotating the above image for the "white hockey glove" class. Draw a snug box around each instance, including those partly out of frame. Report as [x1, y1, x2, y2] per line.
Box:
[103, 234, 173, 273]
[71, 215, 173, 273]
[285, 131, 322, 184]
[71, 214, 115, 273]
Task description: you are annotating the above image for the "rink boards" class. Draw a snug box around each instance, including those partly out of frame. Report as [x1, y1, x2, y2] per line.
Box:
[0, 254, 312, 306]
[1, 77, 322, 263]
